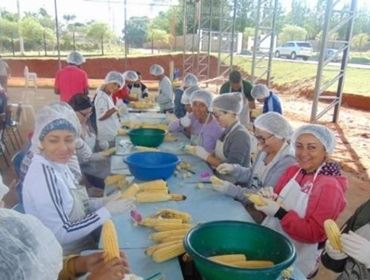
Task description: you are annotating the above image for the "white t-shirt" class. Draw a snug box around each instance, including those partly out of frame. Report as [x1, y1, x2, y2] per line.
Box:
[157, 76, 174, 111]
[94, 89, 120, 142]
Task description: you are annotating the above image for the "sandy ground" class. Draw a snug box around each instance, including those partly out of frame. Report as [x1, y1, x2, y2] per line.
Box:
[1, 85, 369, 280]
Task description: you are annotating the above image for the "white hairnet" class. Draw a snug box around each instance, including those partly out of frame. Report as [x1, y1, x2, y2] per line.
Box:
[66, 51, 85, 65]
[123, 70, 138, 82]
[183, 73, 198, 88]
[212, 92, 243, 114]
[104, 71, 124, 88]
[31, 101, 81, 153]
[0, 174, 9, 203]
[254, 112, 293, 140]
[190, 89, 214, 109]
[181, 85, 200, 105]
[150, 64, 164, 76]
[0, 208, 63, 280]
[251, 84, 269, 99]
[292, 124, 336, 154]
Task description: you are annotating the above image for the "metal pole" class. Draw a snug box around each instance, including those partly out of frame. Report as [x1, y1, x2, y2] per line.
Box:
[229, 0, 237, 67]
[217, 1, 224, 76]
[206, 0, 213, 80]
[251, 0, 262, 80]
[333, 0, 357, 122]
[54, 0, 61, 69]
[310, 0, 333, 122]
[266, 0, 278, 86]
[123, 0, 128, 70]
[17, 0, 24, 55]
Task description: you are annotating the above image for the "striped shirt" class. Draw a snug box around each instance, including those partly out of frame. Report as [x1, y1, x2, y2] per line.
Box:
[22, 154, 110, 247]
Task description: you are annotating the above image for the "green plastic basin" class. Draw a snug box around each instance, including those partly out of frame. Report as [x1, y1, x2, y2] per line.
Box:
[127, 128, 166, 148]
[184, 220, 296, 280]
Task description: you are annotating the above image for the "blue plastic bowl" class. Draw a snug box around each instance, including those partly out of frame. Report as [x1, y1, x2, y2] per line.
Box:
[123, 152, 180, 181]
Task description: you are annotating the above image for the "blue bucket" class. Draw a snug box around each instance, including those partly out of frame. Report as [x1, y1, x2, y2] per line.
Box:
[124, 152, 180, 181]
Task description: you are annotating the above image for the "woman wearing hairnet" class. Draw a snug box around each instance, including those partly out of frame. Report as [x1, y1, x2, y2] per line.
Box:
[127, 71, 149, 100]
[194, 92, 251, 172]
[150, 64, 174, 113]
[250, 124, 346, 278]
[322, 199, 370, 280]
[174, 73, 198, 118]
[171, 89, 223, 154]
[94, 71, 123, 150]
[215, 112, 295, 191]
[22, 102, 135, 255]
[251, 84, 282, 114]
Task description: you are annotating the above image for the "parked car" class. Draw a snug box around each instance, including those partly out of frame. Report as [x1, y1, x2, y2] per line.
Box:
[324, 48, 343, 62]
[275, 41, 313, 60]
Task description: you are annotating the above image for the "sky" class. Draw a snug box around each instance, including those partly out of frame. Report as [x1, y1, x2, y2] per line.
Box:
[0, 0, 179, 35]
[0, 0, 368, 36]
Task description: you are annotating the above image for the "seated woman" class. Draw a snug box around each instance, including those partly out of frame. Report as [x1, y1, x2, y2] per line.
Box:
[193, 92, 251, 172]
[94, 71, 123, 150]
[174, 73, 198, 118]
[251, 84, 282, 114]
[170, 89, 223, 153]
[322, 198, 370, 280]
[214, 112, 295, 195]
[22, 102, 135, 255]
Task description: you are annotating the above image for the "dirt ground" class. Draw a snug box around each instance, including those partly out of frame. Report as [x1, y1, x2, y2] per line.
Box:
[1, 84, 369, 280]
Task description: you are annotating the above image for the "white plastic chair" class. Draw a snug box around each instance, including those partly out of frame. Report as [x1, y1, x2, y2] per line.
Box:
[24, 66, 37, 88]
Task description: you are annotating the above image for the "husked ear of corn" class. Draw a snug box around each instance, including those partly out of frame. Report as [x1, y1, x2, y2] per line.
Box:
[139, 217, 183, 227]
[155, 209, 191, 223]
[105, 174, 126, 186]
[324, 219, 342, 251]
[142, 188, 169, 194]
[102, 220, 120, 262]
[138, 180, 167, 191]
[135, 146, 159, 152]
[153, 223, 192, 231]
[152, 242, 185, 263]
[141, 123, 168, 130]
[208, 254, 247, 263]
[210, 176, 224, 187]
[101, 147, 116, 156]
[150, 229, 189, 242]
[117, 128, 128, 136]
[164, 133, 176, 142]
[232, 260, 274, 269]
[121, 184, 140, 199]
[136, 192, 172, 203]
[170, 194, 186, 201]
[145, 240, 182, 256]
[158, 234, 185, 243]
[246, 194, 266, 206]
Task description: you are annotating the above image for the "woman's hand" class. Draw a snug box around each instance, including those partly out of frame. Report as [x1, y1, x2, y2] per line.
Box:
[87, 251, 130, 280]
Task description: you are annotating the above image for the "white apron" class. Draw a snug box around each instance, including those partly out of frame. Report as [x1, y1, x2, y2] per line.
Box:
[130, 85, 142, 99]
[262, 167, 323, 277]
[190, 114, 210, 146]
[215, 121, 239, 162]
[84, 133, 96, 151]
[61, 169, 97, 255]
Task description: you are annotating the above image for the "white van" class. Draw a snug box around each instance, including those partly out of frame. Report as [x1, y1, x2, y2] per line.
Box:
[275, 41, 313, 60]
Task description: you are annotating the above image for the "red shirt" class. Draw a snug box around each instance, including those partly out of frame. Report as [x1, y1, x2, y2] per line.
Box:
[274, 164, 347, 243]
[112, 86, 130, 104]
[54, 65, 89, 102]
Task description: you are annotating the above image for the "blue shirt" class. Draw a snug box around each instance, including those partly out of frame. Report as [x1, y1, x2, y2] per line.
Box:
[263, 92, 282, 114]
[174, 88, 186, 118]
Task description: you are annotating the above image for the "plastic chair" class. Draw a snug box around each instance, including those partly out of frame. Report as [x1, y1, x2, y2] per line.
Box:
[24, 66, 37, 88]
[6, 103, 23, 149]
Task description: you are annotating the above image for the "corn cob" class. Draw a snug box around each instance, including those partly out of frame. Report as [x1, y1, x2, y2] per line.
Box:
[246, 194, 266, 206]
[164, 133, 176, 142]
[104, 174, 126, 186]
[153, 223, 192, 232]
[121, 184, 140, 199]
[136, 192, 172, 203]
[231, 260, 274, 269]
[139, 217, 183, 227]
[208, 254, 247, 263]
[210, 176, 224, 187]
[138, 180, 167, 191]
[101, 147, 116, 156]
[152, 242, 185, 263]
[150, 229, 189, 242]
[170, 194, 186, 201]
[141, 123, 168, 130]
[141, 188, 169, 194]
[101, 220, 120, 263]
[184, 145, 196, 154]
[157, 234, 186, 243]
[145, 240, 182, 256]
[324, 219, 342, 251]
[117, 128, 128, 136]
[155, 209, 191, 223]
[135, 146, 160, 152]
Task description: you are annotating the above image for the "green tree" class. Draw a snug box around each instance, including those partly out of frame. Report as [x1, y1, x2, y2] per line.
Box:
[147, 28, 171, 52]
[86, 21, 115, 55]
[278, 24, 307, 43]
[351, 33, 369, 53]
[124, 16, 149, 48]
[0, 17, 18, 50]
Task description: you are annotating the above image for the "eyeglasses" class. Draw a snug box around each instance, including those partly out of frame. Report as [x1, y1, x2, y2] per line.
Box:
[211, 111, 227, 118]
[78, 109, 92, 118]
[254, 134, 274, 144]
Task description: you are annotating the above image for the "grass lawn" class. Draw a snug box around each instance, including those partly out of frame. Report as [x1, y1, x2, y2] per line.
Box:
[233, 56, 370, 96]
